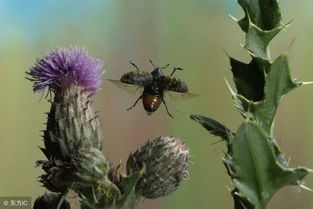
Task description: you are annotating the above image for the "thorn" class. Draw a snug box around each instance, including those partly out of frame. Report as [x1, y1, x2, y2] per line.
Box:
[233, 191, 239, 196]
[228, 14, 238, 22]
[285, 19, 294, 28]
[246, 49, 256, 57]
[301, 81, 313, 86]
[222, 47, 231, 58]
[245, 9, 253, 26]
[299, 183, 313, 192]
[287, 156, 291, 166]
[240, 43, 256, 57]
[225, 185, 232, 192]
[307, 168, 313, 173]
[88, 116, 98, 122]
[287, 38, 295, 52]
[224, 79, 236, 96]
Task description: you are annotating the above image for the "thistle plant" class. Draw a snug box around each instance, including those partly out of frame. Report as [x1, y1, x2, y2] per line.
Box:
[27, 47, 190, 209]
[191, 0, 312, 208]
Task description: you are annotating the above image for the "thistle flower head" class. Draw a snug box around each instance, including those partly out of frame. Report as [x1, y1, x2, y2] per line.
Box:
[27, 46, 103, 94]
[126, 136, 190, 199]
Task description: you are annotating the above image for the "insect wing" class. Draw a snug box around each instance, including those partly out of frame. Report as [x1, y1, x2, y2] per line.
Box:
[121, 71, 152, 86]
[108, 79, 143, 96]
[164, 90, 199, 101]
[158, 75, 188, 92]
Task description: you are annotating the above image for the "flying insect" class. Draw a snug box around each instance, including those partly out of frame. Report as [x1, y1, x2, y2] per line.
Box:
[108, 60, 197, 118]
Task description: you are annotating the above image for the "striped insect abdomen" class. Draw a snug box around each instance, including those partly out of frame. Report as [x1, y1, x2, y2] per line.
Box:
[142, 92, 163, 114]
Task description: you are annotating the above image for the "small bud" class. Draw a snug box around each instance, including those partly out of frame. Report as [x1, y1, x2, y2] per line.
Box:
[33, 193, 70, 209]
[71, 148, 121, 208]
[126, 136, 191, 199]
[71, 148, 110, 185]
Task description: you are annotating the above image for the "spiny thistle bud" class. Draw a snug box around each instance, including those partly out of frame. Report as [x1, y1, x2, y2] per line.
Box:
[126, 136, 190, 199]
[33, 193, 70, 209]
[71, 148, 121, 209]
[78, 180, 121, 209]
[27, 47, 106, 192]
[43, 84, 103, 159]
[71, 148, 110, 185]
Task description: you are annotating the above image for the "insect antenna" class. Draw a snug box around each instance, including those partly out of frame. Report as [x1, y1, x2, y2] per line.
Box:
[149, 59, 156, 68]
[129, 61, 140, 71]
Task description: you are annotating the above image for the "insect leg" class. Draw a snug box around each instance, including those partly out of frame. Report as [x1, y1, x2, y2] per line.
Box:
[162, 99, 173, 118]
[170, 67, 184, 76]
[127, 95, 143, 111]
[160, 63, 170, 69]
[129, 61, 140, 71]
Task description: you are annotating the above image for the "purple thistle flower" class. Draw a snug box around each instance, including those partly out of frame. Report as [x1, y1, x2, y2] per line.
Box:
[27, 46, 103, 94]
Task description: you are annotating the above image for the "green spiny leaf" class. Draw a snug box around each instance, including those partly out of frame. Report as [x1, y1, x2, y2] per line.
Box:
[225, 80, 252, 117]
[253, 54, 300, 134]
[229, 57, 265, 101]
[237, 0, 282, 32]
[116, 169, 144, 209]
[190, 114, 233, 142]
[245, 22, 282, 60]
[228, 54, 300, 134]
[232, 189, 255, 209]
[231, 121, 309, 209]
[191, 0, 312, 209]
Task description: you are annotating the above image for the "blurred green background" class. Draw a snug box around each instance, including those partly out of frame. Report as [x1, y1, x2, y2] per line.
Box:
[1, 0, 313, 208]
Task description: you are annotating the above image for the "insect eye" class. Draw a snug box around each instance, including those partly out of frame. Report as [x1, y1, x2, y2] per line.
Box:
[121, 74, 130, 81]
